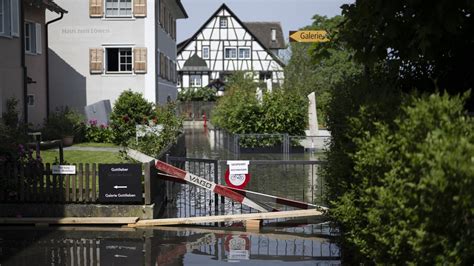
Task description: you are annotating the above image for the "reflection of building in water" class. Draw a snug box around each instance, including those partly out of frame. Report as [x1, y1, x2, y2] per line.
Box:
[0, 227, 340, 265]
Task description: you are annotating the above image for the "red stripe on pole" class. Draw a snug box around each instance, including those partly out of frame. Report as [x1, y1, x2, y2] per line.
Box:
[154, 160, 269, 212]
[214, 185, 245, 202]
[228, 187, 313, 210]
[156, 161, 187, 178]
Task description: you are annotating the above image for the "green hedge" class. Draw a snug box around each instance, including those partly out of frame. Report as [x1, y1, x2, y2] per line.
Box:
[325, 86, 474, 263]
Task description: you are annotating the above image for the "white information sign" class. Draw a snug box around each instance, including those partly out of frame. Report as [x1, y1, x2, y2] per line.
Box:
[136, 124, 163, 138]
[227, 161, 249, 175]
[52, 165, 76, 175]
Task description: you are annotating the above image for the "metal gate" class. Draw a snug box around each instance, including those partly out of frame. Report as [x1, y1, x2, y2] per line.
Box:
[162, 155, 326, 222]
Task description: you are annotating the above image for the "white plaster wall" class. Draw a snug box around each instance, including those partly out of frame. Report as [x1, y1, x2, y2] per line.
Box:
[182, 75, 189, 88]
[47, 0, 147, 112]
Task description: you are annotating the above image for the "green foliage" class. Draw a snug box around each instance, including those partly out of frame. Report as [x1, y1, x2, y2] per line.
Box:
[85, 122, 114, 143]
[0, 124, 28, 163]
[339, 0, 474, 105]
[42, 107, 84, 140]
[109, 90, 154, 145]
[2, 98, 20, 127]
[322, 70, 402, 203]
[285, 15, 362, 126]
[178, 87, 218, 102]
[212, 72, 307, 139]
[126, 102, 183, 157]
[328, 91, 474, 263]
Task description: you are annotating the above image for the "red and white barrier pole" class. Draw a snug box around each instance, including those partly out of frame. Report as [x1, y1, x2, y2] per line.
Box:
[155, 161, 269, 212]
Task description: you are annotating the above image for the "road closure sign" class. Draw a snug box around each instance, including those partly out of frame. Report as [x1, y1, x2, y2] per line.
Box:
[99, 164, 142, 203]
[225, 161, 250, 189]
[289, 30, 329, 43]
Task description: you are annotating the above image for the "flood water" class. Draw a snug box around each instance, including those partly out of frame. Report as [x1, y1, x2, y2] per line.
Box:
[0, 126, 341, 265]
[0, 224, 340, 265]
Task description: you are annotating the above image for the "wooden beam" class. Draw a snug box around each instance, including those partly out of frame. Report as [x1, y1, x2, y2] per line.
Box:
[0, 217, 139, 225]
[129, 209, 323, 228]
[245, 219, 261, 232]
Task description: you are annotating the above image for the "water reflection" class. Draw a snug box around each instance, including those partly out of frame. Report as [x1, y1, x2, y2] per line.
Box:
[0, 225, 340, 265]
[185, 126, 325, 161]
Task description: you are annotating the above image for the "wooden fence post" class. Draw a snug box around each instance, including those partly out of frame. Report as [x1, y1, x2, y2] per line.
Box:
[92, 164, 97, 202]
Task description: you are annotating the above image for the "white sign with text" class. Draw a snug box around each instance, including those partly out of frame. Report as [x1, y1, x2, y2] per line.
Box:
[227, 161, 250, 175]
[52, 165, 76, 175]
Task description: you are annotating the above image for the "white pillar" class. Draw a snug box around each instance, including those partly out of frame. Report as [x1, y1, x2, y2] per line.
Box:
[308, 92, 319, 135]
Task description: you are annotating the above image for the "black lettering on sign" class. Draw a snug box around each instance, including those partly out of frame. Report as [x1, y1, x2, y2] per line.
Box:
[189, 174, 213, 189]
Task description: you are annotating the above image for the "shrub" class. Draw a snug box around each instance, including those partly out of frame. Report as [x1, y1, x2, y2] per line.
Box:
[85, 120, 114, 143]
[42, 107, 84, 140]
[126, 102, 183, 157]
[328, 91, 474, 264]
[109, 90, 153, 145]
[2, 98, 20, 127]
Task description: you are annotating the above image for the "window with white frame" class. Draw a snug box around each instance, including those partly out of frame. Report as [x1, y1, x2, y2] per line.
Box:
[224, 47, 237, 59]
[11, 0, 19, 36]
[0, 0, 21, 37]
[238, 48, 250, 59]
[24, 22, 40, 54]
[220, 17, 227, 28]
[0, 0, 11, 37]
[190, 75, 201, 87]
[202, 46, 210, 59]
[106, 47, 132, 73]
[105, 0, 132, 17]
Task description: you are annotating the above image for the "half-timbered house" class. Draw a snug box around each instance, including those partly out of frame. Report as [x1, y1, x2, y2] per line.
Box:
[177, 4, 285, 91]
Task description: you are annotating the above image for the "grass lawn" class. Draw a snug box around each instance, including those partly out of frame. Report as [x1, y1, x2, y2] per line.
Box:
[40, 150, 127, 165]
[73, 142, 120, 148]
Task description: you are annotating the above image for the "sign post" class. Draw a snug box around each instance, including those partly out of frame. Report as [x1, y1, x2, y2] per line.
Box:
[99, 164, 142, 203]
[289, 30, 329, 43]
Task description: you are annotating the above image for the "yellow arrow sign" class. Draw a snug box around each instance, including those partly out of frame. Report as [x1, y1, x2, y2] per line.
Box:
[289, 30, 329, 43]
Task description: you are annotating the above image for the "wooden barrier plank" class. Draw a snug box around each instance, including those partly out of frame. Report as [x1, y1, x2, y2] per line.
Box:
[130, 209, 324, 228]
[0, 217, 140, 225]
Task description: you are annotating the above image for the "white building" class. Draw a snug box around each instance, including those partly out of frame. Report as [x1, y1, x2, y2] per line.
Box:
[176, 4, 285, 91]
[47, 0, 187, 112]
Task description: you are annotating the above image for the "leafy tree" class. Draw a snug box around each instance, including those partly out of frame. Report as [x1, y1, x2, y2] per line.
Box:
[339, 0, 474, 107]
[285, 15, 362, 126]
[212, 72, 307, 136]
